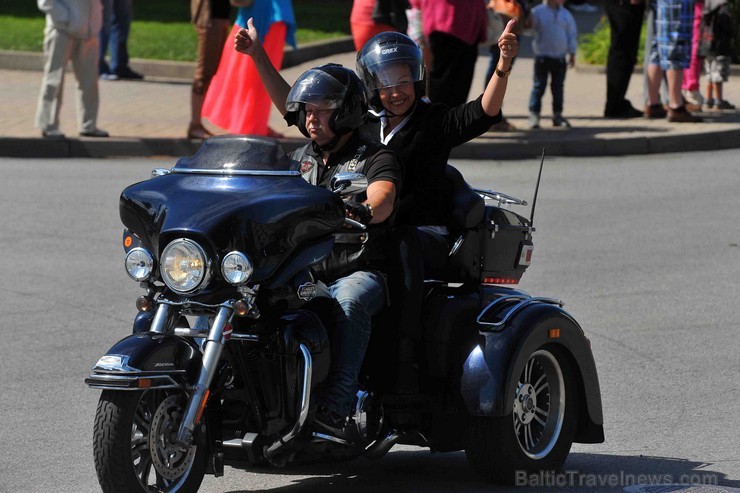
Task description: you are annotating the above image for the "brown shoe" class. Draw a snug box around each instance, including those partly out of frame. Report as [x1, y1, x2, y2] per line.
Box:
[187, 123, 213, 140]
[667, 106, 703, 123]
[644, 104, 667, 119]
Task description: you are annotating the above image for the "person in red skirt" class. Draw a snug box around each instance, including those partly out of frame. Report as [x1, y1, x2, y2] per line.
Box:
[203, 0, 296, 137]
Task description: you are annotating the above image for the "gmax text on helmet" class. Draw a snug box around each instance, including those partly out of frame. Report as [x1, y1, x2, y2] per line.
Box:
[381, 47, 398, 55]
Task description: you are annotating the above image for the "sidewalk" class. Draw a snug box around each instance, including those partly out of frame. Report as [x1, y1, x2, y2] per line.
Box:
[1, 36, 739, 160]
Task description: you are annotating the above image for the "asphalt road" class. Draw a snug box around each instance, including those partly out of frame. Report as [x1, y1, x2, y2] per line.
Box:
[0, 151, 738, 493]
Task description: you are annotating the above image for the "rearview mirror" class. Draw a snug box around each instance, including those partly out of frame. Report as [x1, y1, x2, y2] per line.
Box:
[330, 172, 368, 196]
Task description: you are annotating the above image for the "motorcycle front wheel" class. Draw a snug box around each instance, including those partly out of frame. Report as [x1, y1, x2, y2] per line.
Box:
[93, 389, 208, 493]
[465, 345, 578, 484]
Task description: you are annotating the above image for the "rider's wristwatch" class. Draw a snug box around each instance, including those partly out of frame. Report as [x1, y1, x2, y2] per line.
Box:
[495, 65, 512, 78]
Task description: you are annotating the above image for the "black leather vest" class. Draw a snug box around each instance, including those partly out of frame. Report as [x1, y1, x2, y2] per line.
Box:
[290, 141, 391, 281]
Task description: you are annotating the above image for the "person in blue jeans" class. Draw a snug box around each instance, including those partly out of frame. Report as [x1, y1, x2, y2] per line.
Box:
[99, 0, 144, 80]
[283, 66, 400, 441]
[526, 0, 577, 128]
[234, 60, 401, 441]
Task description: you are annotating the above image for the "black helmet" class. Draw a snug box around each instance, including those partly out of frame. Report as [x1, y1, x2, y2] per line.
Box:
[356, 32, 426, 111]
[285, 64, 368, 139]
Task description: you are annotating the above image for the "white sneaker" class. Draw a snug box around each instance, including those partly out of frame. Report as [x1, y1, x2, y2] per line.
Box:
[528, 113, 540, 129]
[682, 89, 704, 106]
[42, 128, 66, 139]
[552, 114, 572, 127]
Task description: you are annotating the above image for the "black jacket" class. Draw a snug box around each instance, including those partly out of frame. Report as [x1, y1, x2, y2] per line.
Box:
[362, 96, 501, 226]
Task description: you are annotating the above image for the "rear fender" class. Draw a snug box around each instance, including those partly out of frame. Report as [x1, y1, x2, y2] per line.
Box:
[85, 334, 202, 390]
[461, 302, 604, 443]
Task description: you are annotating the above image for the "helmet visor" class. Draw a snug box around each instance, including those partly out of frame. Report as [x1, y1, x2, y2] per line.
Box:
[286, 69, 346, 112]
[357, 43, 424, 92]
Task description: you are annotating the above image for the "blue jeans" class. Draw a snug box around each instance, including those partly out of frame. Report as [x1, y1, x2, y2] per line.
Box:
[99, 0, 133, 74]
[314, 270, 387, 417]
[528, 56, 567, 115]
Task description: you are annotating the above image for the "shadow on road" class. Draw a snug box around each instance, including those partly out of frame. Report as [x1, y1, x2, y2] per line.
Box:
[223, 451, 739, 492]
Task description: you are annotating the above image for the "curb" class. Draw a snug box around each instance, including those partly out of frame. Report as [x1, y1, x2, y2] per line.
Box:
[575, 63, 740, 76]
[4, 127, 739, 160]
[447, 127, 740, 160]
[0, 36, 355, 80]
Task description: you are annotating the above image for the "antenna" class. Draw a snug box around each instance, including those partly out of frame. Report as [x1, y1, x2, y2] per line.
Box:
[529, 148, 546, 226]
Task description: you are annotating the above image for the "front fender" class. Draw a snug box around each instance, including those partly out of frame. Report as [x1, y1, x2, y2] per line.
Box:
[461, 301, 604, 443]
[85, 334, 202, 390]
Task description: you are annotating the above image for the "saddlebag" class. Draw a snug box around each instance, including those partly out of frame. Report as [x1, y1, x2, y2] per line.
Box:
[446, 205, 533, 284]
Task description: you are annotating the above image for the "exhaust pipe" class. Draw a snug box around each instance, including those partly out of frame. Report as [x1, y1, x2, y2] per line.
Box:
[364, 431, 401, 459]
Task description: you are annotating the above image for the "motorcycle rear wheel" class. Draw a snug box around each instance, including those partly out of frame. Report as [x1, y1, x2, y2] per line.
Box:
[465, 345, 578, 484]
[93, 389, 207, 493]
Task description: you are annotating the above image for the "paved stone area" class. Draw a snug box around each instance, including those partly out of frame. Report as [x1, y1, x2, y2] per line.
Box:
[1, 33, 738, 159]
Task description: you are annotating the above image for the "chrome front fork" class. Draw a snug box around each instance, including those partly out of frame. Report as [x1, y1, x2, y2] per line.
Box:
[148, 303, 233, 446]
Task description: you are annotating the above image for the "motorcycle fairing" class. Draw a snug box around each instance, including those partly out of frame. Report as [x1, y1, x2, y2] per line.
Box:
[85, 334, 202, 390]
[119, 136, 345, 286]
[460, 300, 605, 444]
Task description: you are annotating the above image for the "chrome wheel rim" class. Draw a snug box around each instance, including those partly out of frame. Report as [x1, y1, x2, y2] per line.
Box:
[512, 350, 565, 459]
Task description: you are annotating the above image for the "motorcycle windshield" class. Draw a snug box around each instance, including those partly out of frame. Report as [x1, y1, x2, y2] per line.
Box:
[120, 136, 345, 290]
[173, 135, 300, 175]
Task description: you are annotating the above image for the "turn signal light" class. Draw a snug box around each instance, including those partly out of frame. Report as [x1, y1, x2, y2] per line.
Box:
[234, 299, 251, 317]
[136, 295, 153, 312]
[548, 328, 561, 339]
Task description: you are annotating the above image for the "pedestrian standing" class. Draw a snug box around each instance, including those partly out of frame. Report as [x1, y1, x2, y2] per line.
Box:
[604, 0, 646, 119]
[644, 0, 703, 122]
[99, 0, 144, 80]
[700, 0, 735, 110]
[188, 0, 233, 139]
[681, 0, 705, 109]
[420, 0, 487, 108]
[483, 0, 524, 130]
[527, 0, 578, 128]
[350, 0, 409, 51]
[36, 0, 109, 138]
[202, 0, 296, 136]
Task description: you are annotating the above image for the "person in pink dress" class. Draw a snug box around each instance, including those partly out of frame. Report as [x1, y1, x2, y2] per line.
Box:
[681, 0, 705, 109]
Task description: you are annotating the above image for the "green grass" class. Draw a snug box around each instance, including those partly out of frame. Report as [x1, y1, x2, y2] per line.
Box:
[0, 0, 352, 61]
[578, 17, 647, 66]
[11, 1, 736, 65]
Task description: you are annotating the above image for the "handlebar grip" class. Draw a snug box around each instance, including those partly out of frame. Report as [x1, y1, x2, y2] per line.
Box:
[344, 217, 367, 230]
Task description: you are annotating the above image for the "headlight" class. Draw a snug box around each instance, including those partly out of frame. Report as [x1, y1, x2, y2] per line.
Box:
[160, 239, 210, 293]
[125, 247, 155, 281]
[221, 251, 254, 285]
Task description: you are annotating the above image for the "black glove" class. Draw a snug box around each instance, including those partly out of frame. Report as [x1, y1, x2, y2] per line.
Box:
[344, 201, 373, 225]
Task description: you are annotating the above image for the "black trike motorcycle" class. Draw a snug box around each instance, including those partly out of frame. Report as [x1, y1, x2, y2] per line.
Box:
[85, 135, 604, 492]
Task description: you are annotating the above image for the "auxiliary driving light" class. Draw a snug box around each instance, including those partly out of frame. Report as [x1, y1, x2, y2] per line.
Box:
[125, 247, 155, 281]
[221, 251, 254, 285]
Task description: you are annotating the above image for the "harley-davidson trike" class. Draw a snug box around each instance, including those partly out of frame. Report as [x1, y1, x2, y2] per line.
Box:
[85, 135, 604, 492]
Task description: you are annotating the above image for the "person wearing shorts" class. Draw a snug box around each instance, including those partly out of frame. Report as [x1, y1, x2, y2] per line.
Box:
[644, 0, 703, 122]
